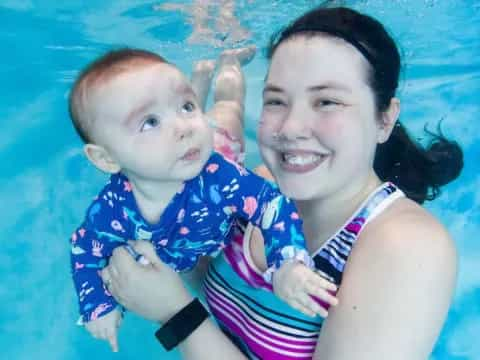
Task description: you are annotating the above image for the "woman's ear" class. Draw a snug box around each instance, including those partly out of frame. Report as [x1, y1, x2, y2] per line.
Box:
[83, 144, 121, 174]
[377, 97, 400, 144]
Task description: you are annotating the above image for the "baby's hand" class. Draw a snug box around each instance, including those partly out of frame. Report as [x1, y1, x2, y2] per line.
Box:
[272, 261, 339, 318]
[85, 308, 122, 352]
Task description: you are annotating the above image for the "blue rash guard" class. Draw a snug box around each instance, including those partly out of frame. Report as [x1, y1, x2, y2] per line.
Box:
[70, 152, 312, 322]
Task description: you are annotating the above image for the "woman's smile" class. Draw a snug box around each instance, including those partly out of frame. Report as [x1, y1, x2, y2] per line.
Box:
[278, 149, 330, 173]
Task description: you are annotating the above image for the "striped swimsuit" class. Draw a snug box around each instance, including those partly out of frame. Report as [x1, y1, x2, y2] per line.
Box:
[204, 182, 404, 359]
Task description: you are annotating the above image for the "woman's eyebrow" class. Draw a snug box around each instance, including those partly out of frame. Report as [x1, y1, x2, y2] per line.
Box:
[263, 83, 352, 95]
[308, 83, 352, 93]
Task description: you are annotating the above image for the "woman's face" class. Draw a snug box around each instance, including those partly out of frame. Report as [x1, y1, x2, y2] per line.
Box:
[258, 35, 384, 201]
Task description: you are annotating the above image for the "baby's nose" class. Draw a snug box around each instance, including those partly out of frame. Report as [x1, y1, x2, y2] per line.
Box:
[175, 120, 195, 140]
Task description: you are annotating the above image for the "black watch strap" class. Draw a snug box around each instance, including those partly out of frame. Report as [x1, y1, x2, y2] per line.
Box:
[155, 298, 210, 351]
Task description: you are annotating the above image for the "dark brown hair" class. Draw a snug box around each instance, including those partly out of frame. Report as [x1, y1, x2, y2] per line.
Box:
[267, 6, 463, 203]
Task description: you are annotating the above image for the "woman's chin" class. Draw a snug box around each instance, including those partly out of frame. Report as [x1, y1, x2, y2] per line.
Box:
[276, 177, 323, 201]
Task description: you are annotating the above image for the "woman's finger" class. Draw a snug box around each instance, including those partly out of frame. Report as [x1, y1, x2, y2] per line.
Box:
[108, 246, 138, 277]
[131, 240, 161, 265]
[100, 267, 113, 287]
[123, 243, 151, 266]
[100, 267, 123, 302]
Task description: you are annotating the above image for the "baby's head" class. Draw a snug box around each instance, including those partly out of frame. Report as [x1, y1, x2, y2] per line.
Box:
[69, 48, 213, 183]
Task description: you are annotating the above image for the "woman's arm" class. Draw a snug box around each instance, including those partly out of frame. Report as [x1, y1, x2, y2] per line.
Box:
[101, 241, 247, 360]
[314, 202, 457, 360]
[180, 255, 211, 295]
[178, 318, 247, 360]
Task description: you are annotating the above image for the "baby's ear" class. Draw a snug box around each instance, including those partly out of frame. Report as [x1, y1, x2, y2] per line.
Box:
[83, 144, 121, 174]
[377, 97, 400, 144]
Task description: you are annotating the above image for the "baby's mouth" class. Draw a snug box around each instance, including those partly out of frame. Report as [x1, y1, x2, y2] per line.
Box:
[181, 147, 201, 161]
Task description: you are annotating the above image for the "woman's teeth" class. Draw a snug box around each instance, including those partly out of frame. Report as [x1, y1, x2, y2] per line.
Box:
[282, 153, 323, 165]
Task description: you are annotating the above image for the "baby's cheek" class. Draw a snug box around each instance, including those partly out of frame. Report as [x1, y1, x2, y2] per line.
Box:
[203, 126, 214, 147]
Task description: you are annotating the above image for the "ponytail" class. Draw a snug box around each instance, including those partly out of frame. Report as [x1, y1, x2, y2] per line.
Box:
[374, 122, 463, 204]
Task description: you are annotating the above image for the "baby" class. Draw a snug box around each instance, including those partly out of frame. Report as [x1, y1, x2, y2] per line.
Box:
[69, 47, 338, 352]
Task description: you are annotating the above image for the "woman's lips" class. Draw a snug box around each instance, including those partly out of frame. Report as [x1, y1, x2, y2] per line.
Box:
[279, 150, 329, 173]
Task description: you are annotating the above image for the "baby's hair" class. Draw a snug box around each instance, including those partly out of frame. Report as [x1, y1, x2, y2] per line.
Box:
[69, 48, 167, 144]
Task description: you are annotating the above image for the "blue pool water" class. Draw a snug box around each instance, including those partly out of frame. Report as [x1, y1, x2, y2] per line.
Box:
[0, 1, 478, 359]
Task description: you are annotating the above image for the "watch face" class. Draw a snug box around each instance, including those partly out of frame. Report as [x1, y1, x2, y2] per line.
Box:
[156, 327, 178, 351]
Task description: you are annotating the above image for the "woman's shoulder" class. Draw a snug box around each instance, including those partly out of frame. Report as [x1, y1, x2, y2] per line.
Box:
[318, 197, 458, 359]
[367, 197, 453, 244]
[354, 196, 457, 274]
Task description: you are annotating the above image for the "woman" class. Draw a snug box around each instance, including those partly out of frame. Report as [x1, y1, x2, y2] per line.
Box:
[101, 6, 463, 359]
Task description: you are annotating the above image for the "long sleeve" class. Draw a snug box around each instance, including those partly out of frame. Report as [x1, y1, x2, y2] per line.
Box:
[70, 224, 119, 323]
[69, 176, 132, 323]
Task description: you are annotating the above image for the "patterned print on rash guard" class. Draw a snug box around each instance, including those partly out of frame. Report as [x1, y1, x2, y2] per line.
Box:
[70, 152, 312, 322]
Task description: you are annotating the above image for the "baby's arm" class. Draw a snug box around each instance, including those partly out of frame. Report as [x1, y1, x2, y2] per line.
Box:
[207, 154, 310, 271]
[246, 185, 338, 317]
[70, 224, 119, 322]
[209, 153, 338, 316]
[70, 193, 128, 351]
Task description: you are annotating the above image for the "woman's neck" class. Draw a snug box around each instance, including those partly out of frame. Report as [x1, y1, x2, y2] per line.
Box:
[128, 175, 184, 225]
[296, 172, 382, 252]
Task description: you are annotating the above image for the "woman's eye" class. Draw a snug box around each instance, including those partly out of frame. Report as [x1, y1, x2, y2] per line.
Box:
[181, 101, 196, 113]
[314, 99, 340, 108]
[140, 116, 160, 132]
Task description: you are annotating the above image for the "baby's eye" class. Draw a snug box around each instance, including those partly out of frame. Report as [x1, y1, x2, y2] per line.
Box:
[140, 116, 160, 132]
[263, 98, 285, 107]
[181, 101, 196, 113]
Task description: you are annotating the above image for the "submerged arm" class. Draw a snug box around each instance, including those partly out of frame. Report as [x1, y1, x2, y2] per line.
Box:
[102, 241, 247, 359]
[180, 256, 211, 296]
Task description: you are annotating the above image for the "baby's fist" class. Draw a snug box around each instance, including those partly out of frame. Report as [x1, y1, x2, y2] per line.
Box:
[85, 308, 122, 352]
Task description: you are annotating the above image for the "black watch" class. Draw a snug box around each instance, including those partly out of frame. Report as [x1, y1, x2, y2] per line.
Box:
[155, 298, 210, 351]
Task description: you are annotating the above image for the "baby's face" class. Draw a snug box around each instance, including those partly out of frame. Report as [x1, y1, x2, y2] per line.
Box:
[86, 62, 213, 182]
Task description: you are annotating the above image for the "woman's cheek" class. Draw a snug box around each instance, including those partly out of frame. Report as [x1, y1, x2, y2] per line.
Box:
[312, 115, 344, 147]
[257, 114, 278, 143]
[257, 124, 269, 144]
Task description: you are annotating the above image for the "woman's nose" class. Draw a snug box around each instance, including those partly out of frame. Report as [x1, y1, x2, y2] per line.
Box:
[276, 104, 312, 141]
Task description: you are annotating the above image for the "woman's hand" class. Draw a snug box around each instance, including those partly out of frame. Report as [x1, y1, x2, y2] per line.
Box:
[100, 240, 193, 324]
